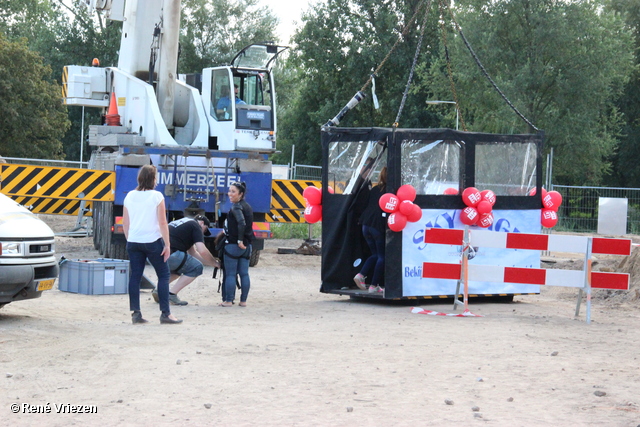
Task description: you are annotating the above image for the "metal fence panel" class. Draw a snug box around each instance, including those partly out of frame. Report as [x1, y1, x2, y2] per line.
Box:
[554, 185, 640, 234]
[293, 164, 321, 181]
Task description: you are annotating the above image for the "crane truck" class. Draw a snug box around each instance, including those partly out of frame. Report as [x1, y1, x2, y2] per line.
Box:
[62, 0, 287, 265]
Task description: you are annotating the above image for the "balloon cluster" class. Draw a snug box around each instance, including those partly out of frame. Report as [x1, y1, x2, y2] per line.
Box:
[530, 188, 563, 228]
[458, 187, 496, 228]
[378, 185, 423, 232]
[303, 186, 323, 223]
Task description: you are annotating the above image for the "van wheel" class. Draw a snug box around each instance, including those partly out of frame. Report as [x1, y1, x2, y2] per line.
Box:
[249, 249, 261, 267]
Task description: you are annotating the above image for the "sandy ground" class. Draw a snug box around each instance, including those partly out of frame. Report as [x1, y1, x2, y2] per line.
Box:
[1, 216, 640, 426]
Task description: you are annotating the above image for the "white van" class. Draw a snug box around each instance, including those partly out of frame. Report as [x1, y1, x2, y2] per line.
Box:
[0, 193, 58, 308]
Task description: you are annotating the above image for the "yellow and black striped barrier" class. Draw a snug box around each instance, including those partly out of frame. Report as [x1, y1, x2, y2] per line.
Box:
[0, 164, 114, 202]
[8, 195, 93, 216]
[268, 179, 320, 223]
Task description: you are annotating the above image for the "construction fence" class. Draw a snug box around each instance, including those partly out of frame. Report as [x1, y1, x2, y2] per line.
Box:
[554, 185, 640, 234]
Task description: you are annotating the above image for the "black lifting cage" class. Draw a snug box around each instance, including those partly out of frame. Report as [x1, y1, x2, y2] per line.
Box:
[319, 127, 544, 300]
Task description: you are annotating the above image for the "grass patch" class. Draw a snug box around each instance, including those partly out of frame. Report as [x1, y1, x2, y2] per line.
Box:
[270, 223, 321, 239]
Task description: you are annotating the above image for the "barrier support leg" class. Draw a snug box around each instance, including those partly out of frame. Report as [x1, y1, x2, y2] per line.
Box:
[453, 226, 470, 311]
[585, 239, 593, 325]
[575, 238, 593, 324]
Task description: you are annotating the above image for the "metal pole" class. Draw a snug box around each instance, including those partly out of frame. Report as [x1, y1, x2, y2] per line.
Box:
[290, 144, 295, 180]
[80, 106, 85, 167]
[549, 147, 554, 191]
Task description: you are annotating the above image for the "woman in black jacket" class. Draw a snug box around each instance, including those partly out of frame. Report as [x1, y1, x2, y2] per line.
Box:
[220, 182, 254, 307]
[354, 167, 387, 293]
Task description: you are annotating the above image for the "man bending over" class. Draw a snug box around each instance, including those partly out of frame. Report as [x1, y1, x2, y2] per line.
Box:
[153, 215, 220, 305]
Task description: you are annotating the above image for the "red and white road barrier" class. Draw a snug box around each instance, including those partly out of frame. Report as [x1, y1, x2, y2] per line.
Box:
[422, 262, 629, 290]
[425, 228, 631, 256]
[419, 228, 633, 324]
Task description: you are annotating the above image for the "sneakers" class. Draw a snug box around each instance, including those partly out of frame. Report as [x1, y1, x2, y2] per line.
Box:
[353, 273, 367, 290]
[368, 285, 384, 294]
[169, 293, 188, 306]
[151, 288, 188, 305]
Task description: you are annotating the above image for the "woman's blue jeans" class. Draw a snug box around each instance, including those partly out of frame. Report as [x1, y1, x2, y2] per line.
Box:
[360, 225, 385, 287]
[127, 238, 171, 315]
[223, 243, 251, 303]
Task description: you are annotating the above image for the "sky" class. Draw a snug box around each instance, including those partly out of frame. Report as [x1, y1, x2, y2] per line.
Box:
[261, 0, 314, 43]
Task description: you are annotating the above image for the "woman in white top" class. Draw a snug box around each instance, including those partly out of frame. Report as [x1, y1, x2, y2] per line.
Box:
[123, 165, 181, 324]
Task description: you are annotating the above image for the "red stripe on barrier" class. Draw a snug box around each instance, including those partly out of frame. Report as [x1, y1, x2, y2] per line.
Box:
[506, 233, 549, 250]
[424, 228, 464, 245]
[591, 272, 630, 290]
[422, 262, 461, 280]
[504, 267, 546, 285]
[592, 238, 632, 256]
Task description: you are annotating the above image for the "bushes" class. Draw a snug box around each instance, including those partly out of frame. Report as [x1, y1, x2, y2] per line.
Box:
[270, 223, 321, 239]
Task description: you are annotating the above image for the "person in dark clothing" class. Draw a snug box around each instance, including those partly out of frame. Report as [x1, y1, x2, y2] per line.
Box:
[354, 166, 387, 293]
[219, 182, 254, 307]
[152, 215, 219, 306]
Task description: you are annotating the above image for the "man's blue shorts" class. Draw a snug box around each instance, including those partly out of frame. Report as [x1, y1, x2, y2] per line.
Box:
[168, 251, 203, 277]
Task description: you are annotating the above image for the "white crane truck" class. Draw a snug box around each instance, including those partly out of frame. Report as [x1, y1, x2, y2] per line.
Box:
[63, 0, 287, 265]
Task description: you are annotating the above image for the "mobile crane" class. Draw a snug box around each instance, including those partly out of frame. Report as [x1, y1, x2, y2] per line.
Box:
[62, 0, 287, 265]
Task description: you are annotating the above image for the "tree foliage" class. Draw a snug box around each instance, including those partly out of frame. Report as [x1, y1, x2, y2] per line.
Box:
[273, 0, 443, 166]
[418, 0, 634, 185]
[0, 33, 69, 159]
[179, 0, 279, 73]
[0, 0, 121, 162]
[606, 0, 640, 187]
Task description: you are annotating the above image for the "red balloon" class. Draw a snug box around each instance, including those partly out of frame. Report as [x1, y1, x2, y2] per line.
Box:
[304, 204, 322, 223]
[542, 190, 562, 211]
[478, 212, 494, 228]
[407, 204, 423, 222]
[462, 187, 482, 207]
[397, 185, 417, 202]
[327, 186, 335, 194]
[443, 187, 459, 195]
[379, 193, 400, 213]
[460, 206, 479, 225]
[399, 200, 415, 216]
[303, 186, 322, 206]
[476, 200, 492, 215]
[541, 209, 558, 228]
[480, 190, 496, 206]
[388, 212, 407, 232]
[529, 187, 548, 198]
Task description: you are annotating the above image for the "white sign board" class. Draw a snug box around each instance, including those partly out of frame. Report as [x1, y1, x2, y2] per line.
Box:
[598, 197, 628, 235]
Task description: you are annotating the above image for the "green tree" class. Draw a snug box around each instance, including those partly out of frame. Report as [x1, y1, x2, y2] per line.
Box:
[0, 33, 70, 159]
[606, 0, 640, 187]
[418, 0, 634, 185]
[179, 0, 279, 73]
[273, 0, 443, 166]
[1, 0, 121, 162]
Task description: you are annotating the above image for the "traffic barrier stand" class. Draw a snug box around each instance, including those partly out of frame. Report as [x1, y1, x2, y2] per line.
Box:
[419, 228, 632, 324]
[411, 226, 485, 318]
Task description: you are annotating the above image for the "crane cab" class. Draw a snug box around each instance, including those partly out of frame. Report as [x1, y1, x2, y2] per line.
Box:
[200, 43, 288, 153]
